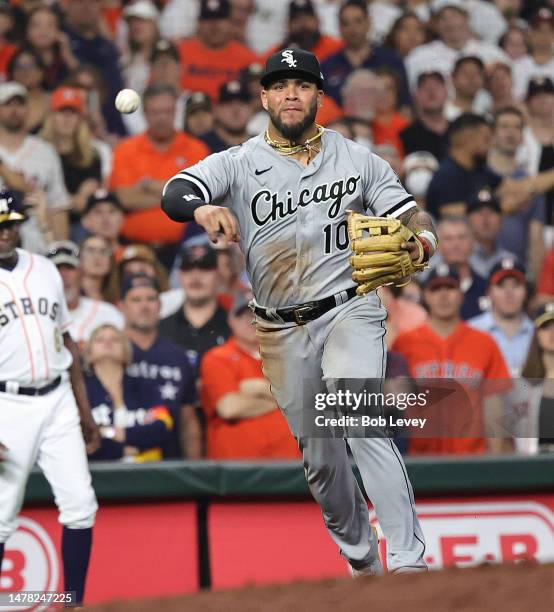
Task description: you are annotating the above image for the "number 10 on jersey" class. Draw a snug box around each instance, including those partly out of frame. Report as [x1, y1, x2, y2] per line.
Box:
[323, 220, 349, 254]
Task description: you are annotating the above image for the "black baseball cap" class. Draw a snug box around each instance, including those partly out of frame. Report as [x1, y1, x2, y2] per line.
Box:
[527, 76, 554, 99]
[219, 80, 251, 104]
[261, 48, 324, 89]
[83, 189, 123, 215]
[533, 303, 554, 329]
[467, 187, 501, 214]
[120, 273, 160, 298]
[151, 39, 180, 63]
[530, 7, 554, 28]
[0, 189, 25, 225]
[289, 0, 316, 20]
[489, 258, 526, 286]
[199, 0, 230, 20]
[186, 91, 212, 114]
[179, 243, 218, 270]
[424, 264, 460, 289]
[241, 62, 265, 82]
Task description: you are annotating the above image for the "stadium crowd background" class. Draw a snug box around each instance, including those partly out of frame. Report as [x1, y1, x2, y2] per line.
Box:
[0, 0, 553, 461]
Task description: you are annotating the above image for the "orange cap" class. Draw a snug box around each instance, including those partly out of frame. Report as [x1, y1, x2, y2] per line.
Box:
[51, 87, 86, 113]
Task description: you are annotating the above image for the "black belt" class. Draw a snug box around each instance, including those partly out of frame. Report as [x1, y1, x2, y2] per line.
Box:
[254, 287, 358, 325]
[0, 376, 62, 397]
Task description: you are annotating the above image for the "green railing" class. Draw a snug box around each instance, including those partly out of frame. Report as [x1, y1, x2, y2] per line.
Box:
[24, 454, 554, 504]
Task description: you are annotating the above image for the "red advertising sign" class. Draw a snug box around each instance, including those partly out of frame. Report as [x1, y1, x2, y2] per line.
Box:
[0, 503, 198, 608]
[209, 495, 554, 588]
[372, 496, 554, 571]
[4, 494, 553, 605]
[209, 501, 350, 589]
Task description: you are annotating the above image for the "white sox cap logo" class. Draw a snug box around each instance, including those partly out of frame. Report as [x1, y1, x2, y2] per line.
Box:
[281, 50, 297, 68]
[0, 198, 9, 214]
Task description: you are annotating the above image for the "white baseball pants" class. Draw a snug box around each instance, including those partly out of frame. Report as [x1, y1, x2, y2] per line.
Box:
[0, 380, 97, 543]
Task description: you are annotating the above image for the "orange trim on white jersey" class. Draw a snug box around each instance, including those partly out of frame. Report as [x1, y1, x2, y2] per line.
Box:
[23, 254, 50, 381]
[0, 277, 36, 382]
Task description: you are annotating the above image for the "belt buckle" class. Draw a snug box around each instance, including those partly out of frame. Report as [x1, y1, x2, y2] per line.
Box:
[6, 381, 19, 394]
[293, 305, 313, 325]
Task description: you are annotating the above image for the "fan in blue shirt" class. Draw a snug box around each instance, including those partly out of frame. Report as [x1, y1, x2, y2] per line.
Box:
[119, 273, 200, 458]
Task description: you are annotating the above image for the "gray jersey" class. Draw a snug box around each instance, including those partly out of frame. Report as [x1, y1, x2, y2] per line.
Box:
[164, 130, 416, 308]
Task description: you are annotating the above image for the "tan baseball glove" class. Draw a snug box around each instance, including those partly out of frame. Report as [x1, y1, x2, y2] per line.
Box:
[347, 212, 428, 295]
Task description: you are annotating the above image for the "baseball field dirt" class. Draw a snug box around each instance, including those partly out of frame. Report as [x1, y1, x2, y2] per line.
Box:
[85, 562, 554, 612]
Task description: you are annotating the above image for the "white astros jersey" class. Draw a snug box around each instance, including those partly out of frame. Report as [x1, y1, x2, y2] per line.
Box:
[0, 249, 72, 385]
[165, 130, 416, 308]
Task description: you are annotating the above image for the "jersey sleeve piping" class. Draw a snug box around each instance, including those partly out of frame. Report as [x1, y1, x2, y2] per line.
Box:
[382, 197, 417, 218]
[162, 171, 212, 202]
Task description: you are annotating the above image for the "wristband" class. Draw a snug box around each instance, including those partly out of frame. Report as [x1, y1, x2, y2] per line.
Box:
[416, 230, 438, 256]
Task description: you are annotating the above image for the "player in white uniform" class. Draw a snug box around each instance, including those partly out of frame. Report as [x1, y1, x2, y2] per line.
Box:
[0, 191, 99, 605]
[162, 49, 438, 574]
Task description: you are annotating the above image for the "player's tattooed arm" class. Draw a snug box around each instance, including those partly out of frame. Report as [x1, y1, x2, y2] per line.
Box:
[64, 333, 101, 454]
[397, 206, 438, 262]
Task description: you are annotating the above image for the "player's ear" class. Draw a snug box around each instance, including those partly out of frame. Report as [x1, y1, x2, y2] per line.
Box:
[261, 89, 269, 112]
[316, 90, 323, 108]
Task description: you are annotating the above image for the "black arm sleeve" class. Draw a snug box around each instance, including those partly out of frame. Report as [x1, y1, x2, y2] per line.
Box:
[161, 177, 208, 222]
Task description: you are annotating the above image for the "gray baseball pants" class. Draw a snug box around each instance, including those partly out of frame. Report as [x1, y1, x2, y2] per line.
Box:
[254, 293, 427, 572]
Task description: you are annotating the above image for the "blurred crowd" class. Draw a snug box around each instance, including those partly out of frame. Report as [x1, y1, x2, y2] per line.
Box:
[1, 0, 553, 461]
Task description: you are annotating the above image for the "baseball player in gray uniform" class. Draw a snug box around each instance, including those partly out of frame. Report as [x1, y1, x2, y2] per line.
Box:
[162, 49, 438, 574]
[0, 190, 99, 604]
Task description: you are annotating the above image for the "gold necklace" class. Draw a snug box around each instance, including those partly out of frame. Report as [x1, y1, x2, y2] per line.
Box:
[265, 124, 324, 162]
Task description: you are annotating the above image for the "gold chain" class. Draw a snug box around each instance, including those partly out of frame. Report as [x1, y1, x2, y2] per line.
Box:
[264, 124, 324, 162]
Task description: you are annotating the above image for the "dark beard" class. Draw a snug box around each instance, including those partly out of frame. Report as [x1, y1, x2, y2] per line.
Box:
[268, 98, 318, 142]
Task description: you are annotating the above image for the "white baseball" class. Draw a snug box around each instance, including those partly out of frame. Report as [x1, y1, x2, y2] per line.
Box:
[115, 89, 141, 114]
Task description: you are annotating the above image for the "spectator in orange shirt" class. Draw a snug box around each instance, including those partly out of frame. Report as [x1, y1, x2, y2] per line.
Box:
[110, 84, 209, 261]
[265, 0, 342, 65]
[392, 264, 512, 456]
[200, 293, 299, 459]
[178, 0, 258, 101]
